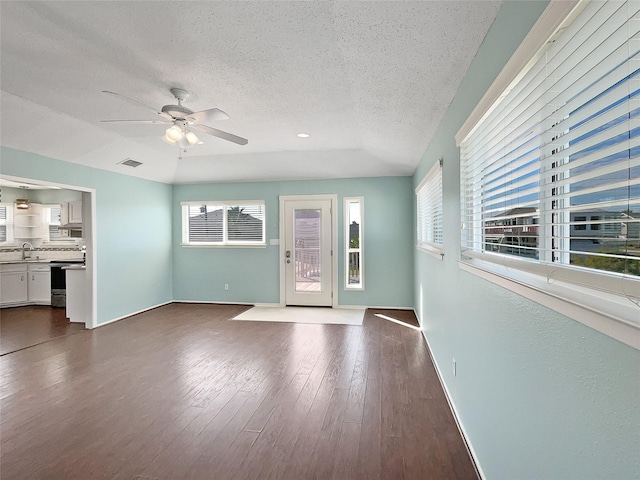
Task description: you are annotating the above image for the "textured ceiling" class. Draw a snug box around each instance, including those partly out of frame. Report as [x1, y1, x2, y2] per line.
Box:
[0, 1, 502, 184]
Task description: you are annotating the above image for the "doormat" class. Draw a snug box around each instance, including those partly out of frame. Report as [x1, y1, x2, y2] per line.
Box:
[232, 306, 365, 326]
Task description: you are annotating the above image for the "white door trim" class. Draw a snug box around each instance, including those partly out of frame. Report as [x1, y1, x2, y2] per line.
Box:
[279, 194, 338, 308]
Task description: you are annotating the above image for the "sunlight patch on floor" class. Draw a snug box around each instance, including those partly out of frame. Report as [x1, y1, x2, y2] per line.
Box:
[374, 313, 421, 330]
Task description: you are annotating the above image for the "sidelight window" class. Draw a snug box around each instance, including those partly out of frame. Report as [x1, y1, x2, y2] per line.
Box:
[345, 197, 364, 289]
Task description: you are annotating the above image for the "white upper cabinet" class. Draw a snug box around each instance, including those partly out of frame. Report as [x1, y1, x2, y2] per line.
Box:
[61, 201, 82, 224]
[69, 201, 82, 224]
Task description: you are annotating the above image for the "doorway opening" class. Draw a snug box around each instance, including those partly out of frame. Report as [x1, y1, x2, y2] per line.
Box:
[0, 174, 96, 354]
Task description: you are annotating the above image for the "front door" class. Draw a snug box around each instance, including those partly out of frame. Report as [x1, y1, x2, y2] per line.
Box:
[282, 198, 333, 306]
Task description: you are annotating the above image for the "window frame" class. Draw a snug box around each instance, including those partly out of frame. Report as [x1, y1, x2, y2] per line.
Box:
[416, 160, 444, 259]
[344, 196, 364, 290]
[456, 0, 639, 349]
[181, 200, 266, 247]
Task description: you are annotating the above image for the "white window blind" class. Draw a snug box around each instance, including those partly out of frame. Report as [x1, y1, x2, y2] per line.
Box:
[416, 160, 443, 255]
[46, 205, 65, 241]
[0, 205, 7, 243]
[0, 203, 14, 244]
[182, 201, 265, 245]
[460, 0, 640, 293]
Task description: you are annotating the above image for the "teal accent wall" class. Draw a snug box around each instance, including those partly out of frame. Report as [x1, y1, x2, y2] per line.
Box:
[172, 176, 413, 307]
[413, 2, 640, 479]
[0, 147, 173, 325]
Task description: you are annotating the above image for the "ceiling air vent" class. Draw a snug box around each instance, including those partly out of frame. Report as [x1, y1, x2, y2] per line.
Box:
[119, 158, 142, 168]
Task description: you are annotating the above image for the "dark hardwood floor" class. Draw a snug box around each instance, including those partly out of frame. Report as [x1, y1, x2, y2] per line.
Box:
[0, 305, 85, 356]
[0, 303, 477, 480]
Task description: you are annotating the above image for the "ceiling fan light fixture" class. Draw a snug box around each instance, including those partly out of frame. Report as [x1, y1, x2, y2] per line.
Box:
[185, 131, 200, 146]
[162, 134, 177, 145]
[166, 125, 183, 142]
[103, 89, 248, 151]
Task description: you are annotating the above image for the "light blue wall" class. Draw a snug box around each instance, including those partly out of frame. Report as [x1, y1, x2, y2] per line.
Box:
[0, 147, 173, 325]
[172, 176, 413, 307]
[413, 2, 640, 479]
[31, 188, 83, 204]
[0, 186, 82, 206]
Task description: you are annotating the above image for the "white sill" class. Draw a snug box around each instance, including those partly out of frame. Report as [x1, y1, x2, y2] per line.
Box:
[181, 243, 267, 249]
[416, 243, 444, 260]
[458, 259, 640, 350]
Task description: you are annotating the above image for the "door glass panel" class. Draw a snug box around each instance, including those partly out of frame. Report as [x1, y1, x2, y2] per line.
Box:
[294, 209, 322, 292]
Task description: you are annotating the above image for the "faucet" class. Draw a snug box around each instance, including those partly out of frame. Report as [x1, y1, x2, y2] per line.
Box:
[21, 242, 34, 260]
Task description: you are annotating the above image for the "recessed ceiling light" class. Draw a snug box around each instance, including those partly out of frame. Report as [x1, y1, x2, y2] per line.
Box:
[297, 133, 310, 138]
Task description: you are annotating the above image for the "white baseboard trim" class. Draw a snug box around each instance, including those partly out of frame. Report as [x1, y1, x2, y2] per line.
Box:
[250, 304, 413, 310]
[337, 304, 414, 310]
[417, 320, 485, 480]
[95, 300, 173, 329]
[173, 300, 255, 306]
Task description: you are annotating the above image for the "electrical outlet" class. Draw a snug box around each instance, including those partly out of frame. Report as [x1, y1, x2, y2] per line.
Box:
[224, 284, 229, 291]
[453, 358, 457, 377]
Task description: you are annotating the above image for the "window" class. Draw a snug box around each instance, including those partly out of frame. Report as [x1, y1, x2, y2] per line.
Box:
[345, 197, 364, 289]
[416, 160, 443, 257]
[0, 203, 14, 244]
[181, 201, 265, 246]
[458, 1, 639, 339]
[42, 204, 72, 242]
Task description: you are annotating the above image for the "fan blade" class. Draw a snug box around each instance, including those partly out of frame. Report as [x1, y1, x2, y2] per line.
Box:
[100, 119, 171, 124]
[193, 124, 248, 146]
[102, 91, 171, 119]
[186, 108, 230, 124]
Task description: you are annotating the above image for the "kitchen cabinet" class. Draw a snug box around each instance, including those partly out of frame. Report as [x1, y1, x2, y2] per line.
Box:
[0, 264, 28, 305]
[65, 267, 86, 323]
[61, 201, 82, 224]
[69, 201, 82, 223]
[0, 262, 51, 306]
[28, 264, 51, 304]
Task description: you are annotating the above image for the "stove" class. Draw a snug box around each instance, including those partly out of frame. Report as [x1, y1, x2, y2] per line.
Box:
[50, 259, 85, 307]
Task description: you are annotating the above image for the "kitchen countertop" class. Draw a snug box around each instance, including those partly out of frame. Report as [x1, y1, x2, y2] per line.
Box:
[0, 259, 49, 264]
[61, 265, 86, 270]
[0, 259, 85, 265]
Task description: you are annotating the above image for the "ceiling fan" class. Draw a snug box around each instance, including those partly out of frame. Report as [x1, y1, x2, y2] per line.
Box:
[101, 88, 248, 151]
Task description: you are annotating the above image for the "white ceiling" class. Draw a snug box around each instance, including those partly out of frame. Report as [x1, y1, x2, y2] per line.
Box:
[0, 1, 502, 185]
